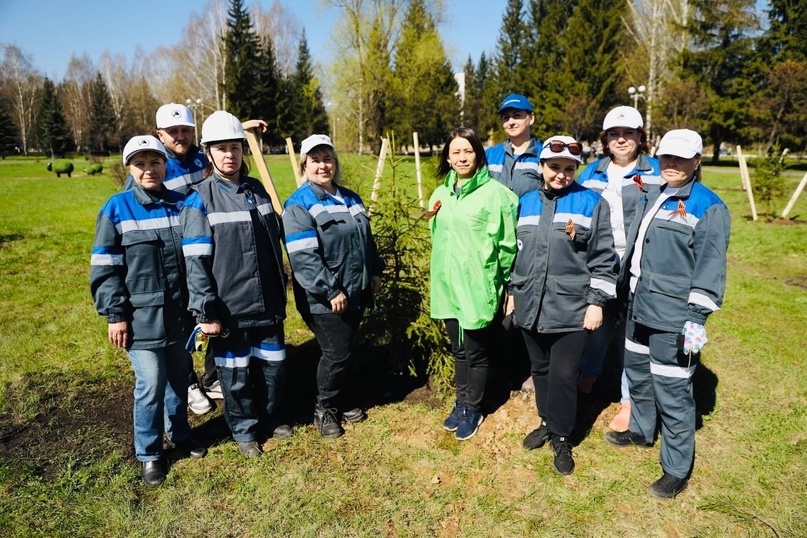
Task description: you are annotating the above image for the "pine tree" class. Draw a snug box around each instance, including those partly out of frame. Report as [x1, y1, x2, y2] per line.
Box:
[763, 0, 807, 62]
[0, 102, 18, 158]
[291, 31, 329, 141]
[255, 34, 280, 144]
[495, 0, 527, 94]
[222, 0, 262, 121]
[35, 78, 73, 158]
[87, 73, 115, 153]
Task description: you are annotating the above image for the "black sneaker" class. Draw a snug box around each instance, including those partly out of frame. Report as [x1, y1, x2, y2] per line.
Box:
[522, 421, 550, 450]
[551, 436, 575, 475]
[648, 472, 689, 499]
[342, 407, 367, 424]
[314, 405, 345, 439]
[604, 430, 652, 448]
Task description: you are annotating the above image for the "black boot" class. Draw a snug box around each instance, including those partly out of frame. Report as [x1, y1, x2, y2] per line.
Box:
[314, 404, 344, 439]
[141, 460, 166, 486]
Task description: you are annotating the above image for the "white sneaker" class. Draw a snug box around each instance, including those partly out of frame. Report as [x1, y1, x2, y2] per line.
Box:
[188, 384, 212, 415]
[203, 380, 223, 400]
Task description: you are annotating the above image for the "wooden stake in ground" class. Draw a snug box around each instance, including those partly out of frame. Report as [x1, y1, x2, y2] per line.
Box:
[369, 137, 390, 216]
[736, 145, 758, 221]
[245, 129, 283, 216]
[781, 170, 807, 219]
[413, 131, 424, 209]
[286, 137, 302, 186]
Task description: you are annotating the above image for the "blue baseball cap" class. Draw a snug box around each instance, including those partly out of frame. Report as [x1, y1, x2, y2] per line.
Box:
[497, 93, 533, 114]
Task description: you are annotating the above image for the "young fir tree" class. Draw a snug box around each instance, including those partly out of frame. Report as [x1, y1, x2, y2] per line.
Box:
[87, 73, 116, 153]
[36, 78, 73, 158]
[0, 102, 18, 158]
[494, 0, 527, 95]
[222, 0, 262, 122]
[255, 34, 280, 144]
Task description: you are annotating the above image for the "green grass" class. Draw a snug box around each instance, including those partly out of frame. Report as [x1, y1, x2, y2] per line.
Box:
[1, 157, 806, 536]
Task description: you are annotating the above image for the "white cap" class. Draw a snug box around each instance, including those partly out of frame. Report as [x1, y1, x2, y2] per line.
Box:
[200, 111, 246, 145]
[603, 106, 643, 130]
[657, 129, 703, 159]
[539, 135, 582, 163]
[300, 134, 334, 155]
[122, 135, 167, 165]
[156, 103, 195, 129]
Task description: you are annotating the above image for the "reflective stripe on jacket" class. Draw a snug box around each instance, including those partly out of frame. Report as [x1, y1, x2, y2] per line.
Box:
[510, 182, 617, 333]
[282, 181, 384, 316]
[90, 183, 189, 348]
[485, 139, 542, 198]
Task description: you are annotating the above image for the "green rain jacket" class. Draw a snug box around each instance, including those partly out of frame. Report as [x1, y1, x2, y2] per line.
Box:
[429, 167, 519, 330]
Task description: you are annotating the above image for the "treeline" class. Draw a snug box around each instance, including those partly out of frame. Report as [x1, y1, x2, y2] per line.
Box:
[1, 0, 806, 161]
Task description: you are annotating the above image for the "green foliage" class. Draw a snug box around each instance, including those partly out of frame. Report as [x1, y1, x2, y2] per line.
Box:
[356, 134, 451, 388]
[87, 73, 115, 153]
[753, 143, 788, 216]
[222, 0, 263, 122]
[35, 78, 73, 158]
[0, 101, 18, 157]
[494, 0, 528, 93]
[763, 0, 807, 62]
[280, 31, 329, 145]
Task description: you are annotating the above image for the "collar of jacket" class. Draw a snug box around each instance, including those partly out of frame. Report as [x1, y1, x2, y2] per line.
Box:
[131, 181, 179, 206]
[306, 179, 341, 200]
[444, 166, 491, 196]
[541, 180, 583, 201]
[506, 138, 539, 157]
[211, 172, 247, 193]
[594, 153, 655, 174]
[165, 145, 203, 165]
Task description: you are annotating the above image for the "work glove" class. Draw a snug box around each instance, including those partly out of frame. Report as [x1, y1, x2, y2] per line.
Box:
[185, 324, 208, 354]
[681, 321, 707, 354]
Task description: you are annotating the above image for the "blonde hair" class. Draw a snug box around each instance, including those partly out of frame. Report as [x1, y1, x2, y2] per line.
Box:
[299, 145, 342, 184]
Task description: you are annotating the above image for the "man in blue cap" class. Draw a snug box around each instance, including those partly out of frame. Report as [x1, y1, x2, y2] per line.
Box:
[485, 93, 542, 393]
[485, 93, 542, 198]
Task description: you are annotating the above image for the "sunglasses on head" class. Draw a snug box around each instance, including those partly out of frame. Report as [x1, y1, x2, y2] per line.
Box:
[543, 141, 582, 156]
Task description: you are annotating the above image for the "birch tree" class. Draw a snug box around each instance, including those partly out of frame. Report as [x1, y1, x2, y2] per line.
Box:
[0, 44, 41, 155]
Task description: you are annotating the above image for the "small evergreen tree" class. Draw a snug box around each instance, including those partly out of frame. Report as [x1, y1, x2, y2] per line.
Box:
[255, 34, 280, 144]
[87, 73, 115, 153]
[0, 102, 19, 158]
[754, 143, 787, 217]
[294, 31, 329, 140]
[223, 0, 262, 121]
[35, 78, 73, 158]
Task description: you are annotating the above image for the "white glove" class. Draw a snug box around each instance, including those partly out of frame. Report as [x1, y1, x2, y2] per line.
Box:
[682, 321, 707, 354]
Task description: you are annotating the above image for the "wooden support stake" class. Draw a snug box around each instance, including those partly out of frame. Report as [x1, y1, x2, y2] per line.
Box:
[781, 170, 807, 219]
[285, 137, 302, 186]
[413, 132, 424, 209]
[736, 145, 758, 221]
[245, 129, 283, 216]
[369, 137, 390, 216]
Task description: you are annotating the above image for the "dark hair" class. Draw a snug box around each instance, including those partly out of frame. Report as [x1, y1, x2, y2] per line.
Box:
[436, 127, 488, 179]
[599, 126, 650, 158]
[203, 140, 250, 179]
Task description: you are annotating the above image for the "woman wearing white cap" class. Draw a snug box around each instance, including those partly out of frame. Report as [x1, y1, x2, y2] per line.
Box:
[180, 111, 290, 458]
[508, 135, 617, 474]
[91, 135, 207, 486]
[282, 134, 384, 439]
[576, 106, 662, 431]
[605, 129, 730, 499]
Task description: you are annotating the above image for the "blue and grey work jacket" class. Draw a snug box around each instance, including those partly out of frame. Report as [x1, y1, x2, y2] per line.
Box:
[282, 181, 384, 317]
[620, 177, 731, 333]
[577, 153, 662, 234]
[90, 183, 189, 349]
[509, 182, 617, 333]
[181, 173, 286, 328]
[486, 138, 542, 198]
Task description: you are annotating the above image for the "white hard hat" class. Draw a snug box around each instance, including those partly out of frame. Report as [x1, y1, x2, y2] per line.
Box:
[122, 135, 168, 165]
[200, 111, 246, 145]
[156, 103, 195, 129]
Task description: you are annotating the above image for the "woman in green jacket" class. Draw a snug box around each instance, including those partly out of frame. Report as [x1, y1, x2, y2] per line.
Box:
[429, 127, 519, 441]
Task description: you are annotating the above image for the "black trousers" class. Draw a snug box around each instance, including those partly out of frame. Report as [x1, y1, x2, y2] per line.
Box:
[444, 319, 500, 412]
[521, 328, 589, 437]
[309, 310, 363, 410]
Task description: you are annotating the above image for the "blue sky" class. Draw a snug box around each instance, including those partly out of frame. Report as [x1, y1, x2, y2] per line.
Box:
[0, 0, 508, 80]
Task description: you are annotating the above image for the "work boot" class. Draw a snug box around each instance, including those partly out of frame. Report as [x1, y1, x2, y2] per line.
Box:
[141, 460, 166, 486]
[342, 407, 367, 424]
[237, 440, 262, 458]
[168, 436, 208, 459]
[314, 405, 344, 439]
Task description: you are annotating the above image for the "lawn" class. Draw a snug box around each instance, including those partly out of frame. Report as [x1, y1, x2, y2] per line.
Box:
[0, 154, 805, 537]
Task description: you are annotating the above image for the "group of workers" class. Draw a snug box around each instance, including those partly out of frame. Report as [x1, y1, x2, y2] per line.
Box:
[90, 92, 730, 501]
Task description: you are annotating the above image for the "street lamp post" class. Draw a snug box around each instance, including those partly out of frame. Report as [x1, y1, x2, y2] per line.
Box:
[185, 98, 202, 146]
[627, 85, 646, 109]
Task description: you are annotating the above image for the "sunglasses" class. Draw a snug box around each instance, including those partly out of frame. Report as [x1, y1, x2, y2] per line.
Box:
[543, 141, 582, 156]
